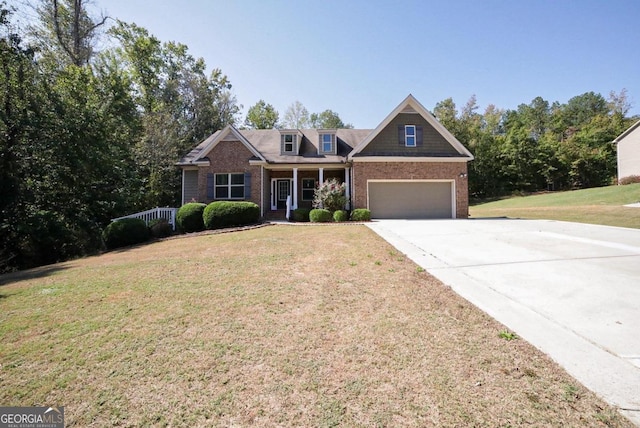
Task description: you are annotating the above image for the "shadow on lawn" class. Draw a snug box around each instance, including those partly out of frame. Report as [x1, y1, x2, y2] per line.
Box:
[0, 264, 70, 287]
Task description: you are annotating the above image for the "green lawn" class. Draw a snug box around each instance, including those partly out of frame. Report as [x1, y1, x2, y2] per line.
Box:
[471, 184, 640, 229]
[0, 225, 632, 427]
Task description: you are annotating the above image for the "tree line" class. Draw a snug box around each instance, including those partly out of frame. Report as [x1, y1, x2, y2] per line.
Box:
[0, 0, 354, 271]
[434, 92, 636, 198]
[1, 0, 240, 270]
[244, 99, 353, 130]
[1, 1, 636, 271]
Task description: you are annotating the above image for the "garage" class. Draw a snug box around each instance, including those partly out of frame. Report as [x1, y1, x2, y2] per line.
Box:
[367, 180, 454, 219]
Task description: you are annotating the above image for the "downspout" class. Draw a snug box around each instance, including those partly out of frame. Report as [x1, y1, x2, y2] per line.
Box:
[345, 165, 351, 210]
[260, 165, 264, 218]
[180, 168, 185, 206]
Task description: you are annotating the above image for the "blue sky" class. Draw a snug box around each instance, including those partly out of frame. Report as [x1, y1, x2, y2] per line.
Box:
[57, 1, 640, 127]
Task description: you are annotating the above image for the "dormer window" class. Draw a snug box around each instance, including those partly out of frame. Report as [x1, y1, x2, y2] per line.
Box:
[405, 125, 416, 147]
[284, 134, 294, 152]
[318, 131, 336, 155]
[281, 132, 298, 155]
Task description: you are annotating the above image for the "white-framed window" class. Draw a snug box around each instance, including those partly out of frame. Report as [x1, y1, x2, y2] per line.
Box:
[319, 133, 334, 153]
[282, 134, 296, 154]
[405, 125, 416, 147]
[302, 178, 315, 200]
[215, 173, 245, 199]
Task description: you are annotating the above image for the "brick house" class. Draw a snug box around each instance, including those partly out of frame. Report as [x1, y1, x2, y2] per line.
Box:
[177, 94, 474, 219]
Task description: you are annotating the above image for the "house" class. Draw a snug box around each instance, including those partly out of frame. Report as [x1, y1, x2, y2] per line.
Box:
[614, 119, 640, 183]
[177, 94, 474, 219]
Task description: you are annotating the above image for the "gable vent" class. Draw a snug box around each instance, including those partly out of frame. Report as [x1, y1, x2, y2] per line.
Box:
[401, 105, 418, 114]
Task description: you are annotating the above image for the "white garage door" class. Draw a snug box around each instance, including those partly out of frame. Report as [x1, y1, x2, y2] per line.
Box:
[368, 181, 454, 219]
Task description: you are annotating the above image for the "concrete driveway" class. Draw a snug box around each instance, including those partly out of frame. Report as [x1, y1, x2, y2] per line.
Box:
[367, 219, 640, 424]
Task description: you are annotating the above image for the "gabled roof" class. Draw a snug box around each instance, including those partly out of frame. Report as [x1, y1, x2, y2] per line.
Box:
[177, 124, 266, 166]
[347, 94, 474, 161]
[613, 119, 640, 143]
[177, 127, 371, 166]
[178, 95, 474, 167]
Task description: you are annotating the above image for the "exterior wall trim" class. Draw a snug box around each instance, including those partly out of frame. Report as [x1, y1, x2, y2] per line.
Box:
[253, 162, 351, 170]
[352, 156, 469, 163]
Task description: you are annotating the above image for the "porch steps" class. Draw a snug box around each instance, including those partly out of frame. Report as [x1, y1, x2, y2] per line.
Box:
[263, 209, 289, 221]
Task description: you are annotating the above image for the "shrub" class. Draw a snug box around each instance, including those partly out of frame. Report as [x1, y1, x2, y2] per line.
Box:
[350, 208, 371, 221]
[619, 175, 640, 185]
[18, 209, 77, 267]
[333, 210, 348, 222]
[176, 202, 206, 233]
[148, 218, 173, 238]
[313, 178, 347, 212]
[203, 201, 260, 229]
[102, 218, 150, 250]
[292, 208, 310, 222]
[309, 208, 332, 223]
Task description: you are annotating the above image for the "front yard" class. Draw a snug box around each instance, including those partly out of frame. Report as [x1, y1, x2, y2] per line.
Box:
[0, 225, 632, 426]
[470, 184, 640, 229]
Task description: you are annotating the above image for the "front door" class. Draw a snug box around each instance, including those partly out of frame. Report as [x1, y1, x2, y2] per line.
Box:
[276, 179, 291, 209]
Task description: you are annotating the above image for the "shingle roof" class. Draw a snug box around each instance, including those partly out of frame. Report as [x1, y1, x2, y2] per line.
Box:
[177, 95, 474, 166]
[178, 131, 221, 165]
[177, 128, 372, 166]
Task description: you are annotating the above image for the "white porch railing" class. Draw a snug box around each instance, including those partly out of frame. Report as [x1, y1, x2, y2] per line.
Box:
[285, 195, 292, 220]
[111, 207, 178, 230]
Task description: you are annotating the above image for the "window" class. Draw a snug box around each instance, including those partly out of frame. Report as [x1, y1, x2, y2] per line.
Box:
[215, 173, 245, 199]
[405, 125, 416, 147]
[283, 134, 296, 153]
[302, 178, 315, 201]
[320, 133, 334, 153]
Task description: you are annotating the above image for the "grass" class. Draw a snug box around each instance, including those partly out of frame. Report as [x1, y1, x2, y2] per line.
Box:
[471, 183, 640, 228]
[0, 225, 633, 427]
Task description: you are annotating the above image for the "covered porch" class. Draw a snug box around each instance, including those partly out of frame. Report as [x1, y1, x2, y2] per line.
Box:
[262, 165, 351, 219]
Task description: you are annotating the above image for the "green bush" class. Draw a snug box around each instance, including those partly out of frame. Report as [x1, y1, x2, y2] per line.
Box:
[102, 218, 150, 250]
[148, 218, 173, 238]
[203, 201, 260, 229]
[292, 208, 310, 222]
[350, 208, 371, 221]
[19, 209, 77, 267]
[176, 202, 206, 233]
[333, 210, 348, 222]
[309, 208, 332, 223]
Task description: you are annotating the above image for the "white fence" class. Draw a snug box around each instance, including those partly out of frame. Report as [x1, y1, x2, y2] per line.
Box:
[111, 207, 178, 230]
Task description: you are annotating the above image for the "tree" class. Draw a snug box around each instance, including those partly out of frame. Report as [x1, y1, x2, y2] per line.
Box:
[482, 104, 503, 136]
[608, 88, 632, 117]
[559, 92, 609, 129]
[309, 109, 353, 129]
[282, 100, 309, 129]
[110, 21, 239, 206]
[433, 97, 459, 135]
[244, 99, 279, 129]
[29, 0, 108, 67]
[1, 4, 141, 270]
[517, 96, 550, 141]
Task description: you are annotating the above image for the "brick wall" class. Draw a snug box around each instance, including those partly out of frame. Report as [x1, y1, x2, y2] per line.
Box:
[198, 140, 262, 206]
[351, 161, 469, 218]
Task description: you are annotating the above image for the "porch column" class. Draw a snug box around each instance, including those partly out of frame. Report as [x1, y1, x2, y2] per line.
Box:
[292, 168, 298, 209]
[344, 166, 351, 210]
[319, 168, 324, 185]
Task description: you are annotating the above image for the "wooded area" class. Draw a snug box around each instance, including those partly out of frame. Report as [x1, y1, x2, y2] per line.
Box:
[435, 92, 636, 198]
[1, 1, 637, 271]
